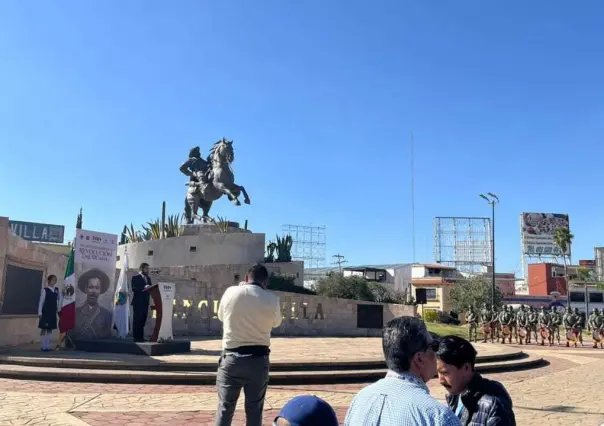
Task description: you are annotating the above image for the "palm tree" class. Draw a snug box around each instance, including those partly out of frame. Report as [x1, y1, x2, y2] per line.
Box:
[554, 227, 574, 306]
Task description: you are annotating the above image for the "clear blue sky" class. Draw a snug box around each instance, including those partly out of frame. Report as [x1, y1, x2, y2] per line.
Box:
[1, 1, 603, 276]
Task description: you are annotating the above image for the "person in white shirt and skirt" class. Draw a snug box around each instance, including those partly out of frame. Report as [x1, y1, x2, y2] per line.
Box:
[38, 275, 59, 351]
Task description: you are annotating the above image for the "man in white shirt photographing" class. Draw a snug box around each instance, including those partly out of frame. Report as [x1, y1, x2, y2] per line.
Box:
[215, 263, 282, 426]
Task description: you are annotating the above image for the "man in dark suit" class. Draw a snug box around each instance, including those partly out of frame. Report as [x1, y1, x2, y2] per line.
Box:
[131, 262, 151, 342]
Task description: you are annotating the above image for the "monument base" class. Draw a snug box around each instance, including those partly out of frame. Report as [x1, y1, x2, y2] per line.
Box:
[182, 222, 248, 235]
[71, 339, 191, 356]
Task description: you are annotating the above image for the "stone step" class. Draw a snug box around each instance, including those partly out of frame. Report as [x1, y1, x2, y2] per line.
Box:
[0, 354, 544, 385]
[0, 349, 526, 372]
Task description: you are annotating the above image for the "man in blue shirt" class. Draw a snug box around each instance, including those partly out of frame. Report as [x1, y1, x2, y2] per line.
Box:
[344, 316, 461, 426]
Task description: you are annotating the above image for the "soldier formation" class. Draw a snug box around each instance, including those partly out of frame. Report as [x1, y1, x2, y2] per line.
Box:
[466, 304, 604, 348]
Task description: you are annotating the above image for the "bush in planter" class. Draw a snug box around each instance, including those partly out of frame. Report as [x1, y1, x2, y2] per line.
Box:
[422, 310, 440, 323]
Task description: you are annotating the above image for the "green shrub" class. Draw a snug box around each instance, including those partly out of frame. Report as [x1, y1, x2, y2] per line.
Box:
[422, 310, 440, 323]
[314, 273, 375, 302]
[267, 274, 316, 295]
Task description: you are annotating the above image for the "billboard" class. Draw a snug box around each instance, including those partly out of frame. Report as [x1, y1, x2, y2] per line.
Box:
[521, 213, 569, 256]
[9, 220, 65, 243]
[579, 259, 595, 269]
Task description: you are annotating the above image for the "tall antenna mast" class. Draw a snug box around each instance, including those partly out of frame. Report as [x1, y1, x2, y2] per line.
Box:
[411, 131, 416, 263]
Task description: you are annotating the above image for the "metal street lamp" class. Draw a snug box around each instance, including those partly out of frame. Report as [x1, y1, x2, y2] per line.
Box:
[480, 193, 499, 308]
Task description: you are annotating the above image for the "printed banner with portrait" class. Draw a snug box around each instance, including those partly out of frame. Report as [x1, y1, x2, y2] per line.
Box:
[73, 229, 118, 341]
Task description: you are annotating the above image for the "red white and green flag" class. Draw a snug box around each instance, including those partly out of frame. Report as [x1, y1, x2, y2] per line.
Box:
[58, 247, 76, 332]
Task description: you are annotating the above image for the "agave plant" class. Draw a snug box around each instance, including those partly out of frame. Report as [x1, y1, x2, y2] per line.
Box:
[275, 234, 293, 262]
[165, 214, 183, 237]
[214, 215, 230, 233]
[265, 241, 277, 262]
[122, 223, 144, 243]
[142, 219, 162, 240]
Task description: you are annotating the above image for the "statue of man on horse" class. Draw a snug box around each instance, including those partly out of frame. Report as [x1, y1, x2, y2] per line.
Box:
[180, 138, 251, 224]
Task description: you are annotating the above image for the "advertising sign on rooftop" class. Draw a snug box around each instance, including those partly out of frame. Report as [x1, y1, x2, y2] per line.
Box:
[520, 213, 569, 256]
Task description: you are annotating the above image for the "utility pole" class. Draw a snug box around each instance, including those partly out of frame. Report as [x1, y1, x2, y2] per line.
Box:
[411, 131, 416, 263]
[332, 254, 347, 273]
[480, 193, 499, 308]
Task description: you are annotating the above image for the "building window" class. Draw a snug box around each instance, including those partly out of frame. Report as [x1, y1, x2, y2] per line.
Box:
[590, 293, 604, 303]
[552, 269, 565, 278]
[426, 268, 441, 277]
[425, 288, 437, 300]
[570, 292, 585, 303]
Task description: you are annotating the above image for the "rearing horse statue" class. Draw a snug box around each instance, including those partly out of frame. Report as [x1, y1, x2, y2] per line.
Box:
[181, 138, 251, 224]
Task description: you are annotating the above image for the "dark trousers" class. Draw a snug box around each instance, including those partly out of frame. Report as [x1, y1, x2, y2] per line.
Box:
[215, 354, 270, 426]
[132, 302, 148, 341]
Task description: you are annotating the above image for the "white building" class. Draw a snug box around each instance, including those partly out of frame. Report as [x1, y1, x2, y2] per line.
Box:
[304, 263, 413, 292]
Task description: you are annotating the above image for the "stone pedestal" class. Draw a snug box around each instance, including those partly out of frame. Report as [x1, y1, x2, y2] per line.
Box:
[117, 226, 264, 269]
[182, 222, 248, 236]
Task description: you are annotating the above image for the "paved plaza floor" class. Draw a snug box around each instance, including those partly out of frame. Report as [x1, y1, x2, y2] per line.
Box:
[1, 338, 604, 425]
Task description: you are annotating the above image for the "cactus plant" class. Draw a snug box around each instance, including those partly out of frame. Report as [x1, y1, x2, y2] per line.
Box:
[275, 234, 293, 262]
[265, 241, 277, 262]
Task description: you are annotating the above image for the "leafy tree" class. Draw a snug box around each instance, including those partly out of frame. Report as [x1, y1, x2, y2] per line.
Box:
[449, 276, 503, 313]
[268, 274, 316, 295]
[367, 282, 407, 304]
[314, 273, 376, 302]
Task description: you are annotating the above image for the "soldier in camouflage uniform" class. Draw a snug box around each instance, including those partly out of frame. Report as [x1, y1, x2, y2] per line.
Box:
[527, 306, 539, 344]
[549, 306, 561, 345]
[563, 306, 576, 347]
[480, 303, 494, 343]
[498, 306, 514, 344]
[538, 306, 551, 346]
[573, 307, 584, 346]
[588, 308, 603, 349]
[509, 306, 518, 343]
[515, 305, 529, 345]
[491, 306, 501, 341]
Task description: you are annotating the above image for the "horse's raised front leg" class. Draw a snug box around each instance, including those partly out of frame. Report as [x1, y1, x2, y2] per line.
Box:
[214, 183, 241, 206]
[238, 185, 251, 204]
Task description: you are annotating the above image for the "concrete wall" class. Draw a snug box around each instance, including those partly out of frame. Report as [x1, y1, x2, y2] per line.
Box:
[135, 264, 414, 338]
[0, 217, 68, 347]
[117, 232, 265, 269]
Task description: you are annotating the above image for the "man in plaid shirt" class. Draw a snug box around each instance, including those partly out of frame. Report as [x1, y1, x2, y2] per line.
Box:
[345, 317, 461, 426]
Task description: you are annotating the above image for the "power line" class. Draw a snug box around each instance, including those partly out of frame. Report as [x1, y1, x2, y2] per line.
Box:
[332, 253, 347, 273]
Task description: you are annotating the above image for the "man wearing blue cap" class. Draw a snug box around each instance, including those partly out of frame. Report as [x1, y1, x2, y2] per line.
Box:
[274, 395, 339, 426]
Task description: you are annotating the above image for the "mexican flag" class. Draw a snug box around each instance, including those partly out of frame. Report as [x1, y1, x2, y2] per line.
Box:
[58, 248, 76, 333]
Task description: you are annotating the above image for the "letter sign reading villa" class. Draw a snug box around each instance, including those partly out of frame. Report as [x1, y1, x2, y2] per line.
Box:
[9, 220, 65, 244]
